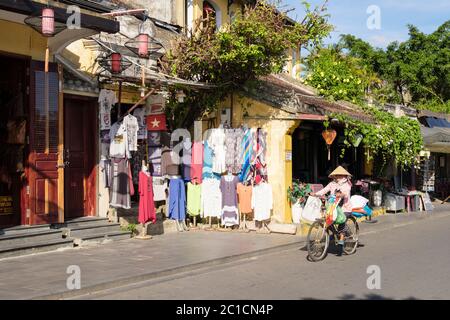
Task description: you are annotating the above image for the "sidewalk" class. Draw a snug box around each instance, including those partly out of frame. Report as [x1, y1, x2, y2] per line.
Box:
[0, 203, 448, 300]
[0, 231, 304, 300]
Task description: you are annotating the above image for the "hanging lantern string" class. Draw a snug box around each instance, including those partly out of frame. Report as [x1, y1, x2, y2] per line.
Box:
[91, 36, 202, 84]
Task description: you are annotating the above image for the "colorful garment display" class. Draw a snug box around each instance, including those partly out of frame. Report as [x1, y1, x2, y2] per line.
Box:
[239, 127, 254, 183]
[220, 175, 239, 226]
[161, 146, 180, 176]
[152, 176, 167, 202]
[190, 141, 203, 184]
[225, 128, 245, 174]
[168, 178, 186, 220]
[201, 178, 222, 218]
[132, 107, 147, 140]
[138, 171, 156, 224]
[202, 141, 219, 180]
[208, 128, 226, 174]
[187, 182, 202, 216]
[237, 182, 253, 214]
[252, 128, 268, 185]
[182, 140, 192, 181]
[252, 182, 273, 221]
[109, 158, 134, 209]
[148, 147, 162, 177]
[109, 121, 126, 158]
[123, 114, 139, 157]
[98, 89, 117, 131]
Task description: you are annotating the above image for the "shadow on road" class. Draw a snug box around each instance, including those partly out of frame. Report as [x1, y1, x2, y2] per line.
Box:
[302, 294, 420, 300]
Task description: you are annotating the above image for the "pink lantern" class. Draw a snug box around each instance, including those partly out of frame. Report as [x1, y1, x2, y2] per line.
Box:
[111, 53, 122, 74]
[41, 8, 55, 37]
[138, 33, 149, 58]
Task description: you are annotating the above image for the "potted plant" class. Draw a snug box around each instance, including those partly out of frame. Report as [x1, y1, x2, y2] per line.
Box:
[288, 180, 312, 224]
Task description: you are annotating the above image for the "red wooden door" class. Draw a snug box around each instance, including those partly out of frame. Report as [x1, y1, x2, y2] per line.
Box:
[28, 61, 61, 225]
[64, 97, 97, 219]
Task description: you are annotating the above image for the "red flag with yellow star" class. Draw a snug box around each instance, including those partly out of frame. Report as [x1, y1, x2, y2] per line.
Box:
[147, 113, 167, 131]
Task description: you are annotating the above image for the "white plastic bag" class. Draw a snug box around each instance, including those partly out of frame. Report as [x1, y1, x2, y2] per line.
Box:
[301, 196, 322, 224]
[350, 195, 369, 209]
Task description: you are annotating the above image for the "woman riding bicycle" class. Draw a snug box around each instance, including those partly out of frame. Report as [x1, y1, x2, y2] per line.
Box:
[309, 166, 352, 255]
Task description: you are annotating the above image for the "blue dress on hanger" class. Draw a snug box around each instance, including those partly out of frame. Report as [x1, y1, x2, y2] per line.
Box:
[168, 178, 186, 220]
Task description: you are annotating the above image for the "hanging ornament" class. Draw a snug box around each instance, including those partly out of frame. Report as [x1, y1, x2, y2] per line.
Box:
[25, 7, 67, 73]
[125, 33, 163, 59]
[322, 129, 337, 161]
[351, 133, 363, 161]
[96, 52, 132, 76]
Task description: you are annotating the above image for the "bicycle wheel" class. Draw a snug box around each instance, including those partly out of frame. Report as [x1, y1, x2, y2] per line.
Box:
[306, 220, 330, 262]
[343, 216, 359, 255]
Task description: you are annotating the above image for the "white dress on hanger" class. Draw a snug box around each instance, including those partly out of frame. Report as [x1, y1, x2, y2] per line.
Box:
[252, 182, 273, 221]
[209, 128, 226, 174]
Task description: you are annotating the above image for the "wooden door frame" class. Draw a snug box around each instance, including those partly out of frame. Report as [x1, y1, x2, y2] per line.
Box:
[63, 94, 98, 219]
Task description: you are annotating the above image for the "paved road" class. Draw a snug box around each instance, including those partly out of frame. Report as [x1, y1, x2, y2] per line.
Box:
[76, 212, 450, 300]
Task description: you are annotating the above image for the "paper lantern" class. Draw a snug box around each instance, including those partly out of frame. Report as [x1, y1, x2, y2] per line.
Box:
[41, 8, 55, 36]
[351, 134, 363, 148]
[111, 53, 122, 74]
[322, 129, 337, 161]
[125, 33, 163, 59]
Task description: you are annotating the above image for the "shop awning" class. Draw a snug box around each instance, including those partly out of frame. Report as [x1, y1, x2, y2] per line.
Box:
[421, 126, 450, 153]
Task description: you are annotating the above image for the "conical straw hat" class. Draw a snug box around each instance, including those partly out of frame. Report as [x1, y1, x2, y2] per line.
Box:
[328, 166, 352, 178]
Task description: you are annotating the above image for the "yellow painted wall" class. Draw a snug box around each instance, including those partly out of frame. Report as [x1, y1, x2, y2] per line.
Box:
[0, 20, 48, 60]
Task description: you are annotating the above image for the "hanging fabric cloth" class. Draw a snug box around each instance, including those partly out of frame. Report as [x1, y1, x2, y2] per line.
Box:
[138, 171, 156, 224]
[187, 182, 202, 217]
[190, 141, 204, 184]
[201, 178, 222, 218]
[220, 175, 239, 227]
[239, 127, 253, 183]
[168, 178, 186, 220]
[109, 158, 134, 209]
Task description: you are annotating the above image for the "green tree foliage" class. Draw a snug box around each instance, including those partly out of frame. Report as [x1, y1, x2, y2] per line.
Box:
[339, 20, 450, 111]
[163, 0, 333, 129]
[303, 47, 378, 103]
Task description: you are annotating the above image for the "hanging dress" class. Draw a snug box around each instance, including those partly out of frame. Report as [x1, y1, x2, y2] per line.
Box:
[138, 171, 156, 224]
[168, 178, 186, 220]
[201, 178, 222, 218]
[187, 182, 202, 217]
[252, 182, 273, 221]
[220, 175, 239, 226]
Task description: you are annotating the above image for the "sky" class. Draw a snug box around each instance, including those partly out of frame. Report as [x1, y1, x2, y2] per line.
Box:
[280, 0, 450, 48]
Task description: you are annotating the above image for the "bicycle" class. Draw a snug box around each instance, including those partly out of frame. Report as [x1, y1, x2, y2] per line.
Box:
[306, 196, 360, 262]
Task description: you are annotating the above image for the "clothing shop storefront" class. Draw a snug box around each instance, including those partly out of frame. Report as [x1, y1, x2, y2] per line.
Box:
[0, 0, 118, 228]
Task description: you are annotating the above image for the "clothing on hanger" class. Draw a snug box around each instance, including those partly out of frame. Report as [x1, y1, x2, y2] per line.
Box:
[220, 175, 239, 227]
[168, 177, 186, 221]
[109, 158, 134, 209]
[237, 182, 253, 214]
[252, 182, 273, 221]
[201, 178, 222, 218]
[190, 141, 203, 184]
[187, 182, 202, 217]
[138, 170, 156, 224]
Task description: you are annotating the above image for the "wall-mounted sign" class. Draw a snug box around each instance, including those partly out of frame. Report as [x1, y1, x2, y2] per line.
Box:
[286, 151, 292, 161]
[0, 196, 13, 215]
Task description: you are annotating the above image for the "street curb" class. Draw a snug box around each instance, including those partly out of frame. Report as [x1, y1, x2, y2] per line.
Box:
[32, 237, 306, 300]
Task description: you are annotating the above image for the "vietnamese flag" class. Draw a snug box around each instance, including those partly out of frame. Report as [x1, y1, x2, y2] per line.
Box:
[147, 113, 167, 131]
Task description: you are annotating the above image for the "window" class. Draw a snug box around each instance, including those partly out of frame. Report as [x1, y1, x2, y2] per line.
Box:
[203, 1, 222, 29]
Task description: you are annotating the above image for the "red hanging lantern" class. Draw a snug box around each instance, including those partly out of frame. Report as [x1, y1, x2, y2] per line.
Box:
[125, 33, 163, 59]
[111, 53, 122, 74]
[138, 33, 149, 57]
[41, 8, 55, 36]
[322, 129, 337, 161]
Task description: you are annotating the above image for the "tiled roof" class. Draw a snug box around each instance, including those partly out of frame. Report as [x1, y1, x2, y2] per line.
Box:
[244, 74, 373, 122]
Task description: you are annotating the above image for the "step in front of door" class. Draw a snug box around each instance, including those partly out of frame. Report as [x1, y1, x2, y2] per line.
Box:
[0, 229, 64, 248]
[74, 230, 132, 245]
[0, 238, 74, 259]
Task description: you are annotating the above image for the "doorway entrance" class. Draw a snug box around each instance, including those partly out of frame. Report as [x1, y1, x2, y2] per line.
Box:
[0, 54, 28, 228]
[292, 121, 364, 186]
[63, 96, 97, 220]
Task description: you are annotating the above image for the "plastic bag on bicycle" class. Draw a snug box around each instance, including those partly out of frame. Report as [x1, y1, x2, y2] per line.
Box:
[325, 196, 346, 226]
[351, 204, 373, 218]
